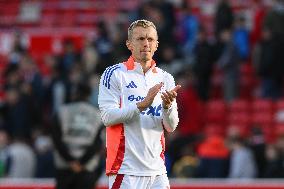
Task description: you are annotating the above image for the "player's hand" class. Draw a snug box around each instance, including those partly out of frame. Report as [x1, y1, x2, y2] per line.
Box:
[137, 82, 163, 111]
[161, 85, 181, 109]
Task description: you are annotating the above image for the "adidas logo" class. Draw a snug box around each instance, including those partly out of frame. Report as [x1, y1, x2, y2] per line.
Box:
[126, 81, 137, 88]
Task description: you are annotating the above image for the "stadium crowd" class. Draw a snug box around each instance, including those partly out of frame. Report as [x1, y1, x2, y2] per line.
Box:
[1, 0, 284, 180]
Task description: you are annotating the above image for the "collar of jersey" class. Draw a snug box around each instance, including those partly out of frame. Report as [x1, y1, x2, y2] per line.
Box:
[124, 56, 157, 74]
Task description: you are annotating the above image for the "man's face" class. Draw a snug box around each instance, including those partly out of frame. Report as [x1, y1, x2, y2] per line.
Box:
[127, 26, 158, 63]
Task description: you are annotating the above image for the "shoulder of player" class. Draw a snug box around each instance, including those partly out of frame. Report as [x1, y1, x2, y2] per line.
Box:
[102, 63, 125, 79]
[155, 67, 174, 78]
[101, 63, 127, 89]
[103, 63, 124, 73]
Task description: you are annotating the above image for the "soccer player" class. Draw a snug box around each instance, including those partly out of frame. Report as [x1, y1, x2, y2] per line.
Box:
[98, 19, 180, 189]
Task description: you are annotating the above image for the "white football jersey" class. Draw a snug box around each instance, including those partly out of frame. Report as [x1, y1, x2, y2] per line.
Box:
[98, 56, 179, 176]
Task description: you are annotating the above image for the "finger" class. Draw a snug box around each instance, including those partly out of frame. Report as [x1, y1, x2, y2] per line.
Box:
[171, 91, 177, 98]
[157, 82, 163, 90]
[166, 91, 177, 101]
[166, 90, 177, 100]
[151, 83, 163, 93]
[161, 94, 172, 108]
[171, 85, 181, 92]
[161, 94, 166, 102]
[162, 92, 171, 104]
[154, 82, 163, 88]
[165, 91, 174, 102]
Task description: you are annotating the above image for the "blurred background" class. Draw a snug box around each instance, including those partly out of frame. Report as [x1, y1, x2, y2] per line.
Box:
[1, 0, 284, 188]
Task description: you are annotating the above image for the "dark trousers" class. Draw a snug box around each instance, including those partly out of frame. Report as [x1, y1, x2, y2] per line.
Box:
[55, 169, 98, 189]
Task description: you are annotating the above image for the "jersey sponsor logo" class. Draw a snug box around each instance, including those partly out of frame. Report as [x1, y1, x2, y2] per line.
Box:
[128, 95, 145, 102]
[141, 104, 162, 117]
[127, 95, 162, 116]
[126, 81, 137, 88]
[103, 65, 120, 89]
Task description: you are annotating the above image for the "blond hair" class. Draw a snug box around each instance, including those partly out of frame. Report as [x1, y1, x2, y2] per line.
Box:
[127, 19, 157, 40]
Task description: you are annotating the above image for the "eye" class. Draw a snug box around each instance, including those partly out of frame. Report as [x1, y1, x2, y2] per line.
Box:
[147, 38, 154, 42]
[138, 37, 145, 41]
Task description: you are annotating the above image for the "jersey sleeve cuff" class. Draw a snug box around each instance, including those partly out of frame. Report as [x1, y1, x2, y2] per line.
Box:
[162, 105, 173, 115]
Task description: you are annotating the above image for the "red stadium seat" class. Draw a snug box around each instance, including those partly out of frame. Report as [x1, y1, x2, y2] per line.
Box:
[251, 112, 274, 127]
[252, 98, 274, 113]
[206, 99, 226, 112]
[239, 63, 256, 99]
[275, 99, 284, 110]
[205, 100, 227, 125]
[204, 124, 226, 137]
[228, 99, 250, 113]
[228, 112, 251, 126]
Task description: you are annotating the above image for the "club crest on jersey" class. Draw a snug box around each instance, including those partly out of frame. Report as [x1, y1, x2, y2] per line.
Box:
[126, 81, 137, 88]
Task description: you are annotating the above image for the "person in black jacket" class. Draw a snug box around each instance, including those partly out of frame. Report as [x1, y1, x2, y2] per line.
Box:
[193, 27, 214, 101]
[51, 82, 104, 189]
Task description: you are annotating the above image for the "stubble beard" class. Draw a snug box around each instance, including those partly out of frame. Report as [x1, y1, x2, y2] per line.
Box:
[140, 52, 151, 63]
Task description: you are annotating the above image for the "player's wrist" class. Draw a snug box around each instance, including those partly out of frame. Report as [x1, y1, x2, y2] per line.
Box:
[162, 102, 171, 109]
[136, 101, 147, 112]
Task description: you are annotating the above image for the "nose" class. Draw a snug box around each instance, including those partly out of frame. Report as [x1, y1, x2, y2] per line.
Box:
[143, 39, 150, 47]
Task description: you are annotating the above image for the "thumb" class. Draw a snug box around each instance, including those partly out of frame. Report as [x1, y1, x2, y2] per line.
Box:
[171, 85, 181, 92]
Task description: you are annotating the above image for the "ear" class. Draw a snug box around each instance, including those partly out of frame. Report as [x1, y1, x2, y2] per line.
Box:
[155, 41, 159, 51]
[126, 40, 132, 51]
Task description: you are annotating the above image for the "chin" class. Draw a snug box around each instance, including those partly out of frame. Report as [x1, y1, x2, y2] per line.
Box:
[141, 58, 151, 62]
[142, 55, 152, 61]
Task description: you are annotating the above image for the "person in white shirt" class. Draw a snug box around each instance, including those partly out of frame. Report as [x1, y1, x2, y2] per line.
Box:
[98, 19, 181, 189]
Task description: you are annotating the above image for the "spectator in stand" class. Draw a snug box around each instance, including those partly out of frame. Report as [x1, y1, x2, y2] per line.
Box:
[93, 21, 114, 75]
[233, 15, 250, 61]
[168, 70, 202, 175]
[136, 0, 176, 52]
[0, 129, 9, 177]
[176, 0, 199, 64]
[248, 127, 267, 178]
[271, 134, 284, 177]
[135, 1, 153, 21]
[263, 144, 284, 177]
[196, 135, 230, 178]
[227, 136, 258, 178]
[51, 83, 104, 189]
[8, 31, 27, 65]
[34, 134, 55, 178]
[263, 0, 284, 38]
[151, 0, 176, 45]
[88, 74, 100, 108]
[136, 3, 170, 62]
[250, 0, 267, 47]
[192, 27, 214, 101]
[58, 39, 81, 79]
[19, 53, 44, 108]
[2, 87, 36, 140]
[217, 29, 241, 102]
[214, 0, 234, 41]
[4, 64, 21, 90]
[112, 22, 130, 63]
[158, 44, 184, 76]
[252, 27, 280, 99]
[262, 0, 284, 98]
[81, 38, 99, 75]
[172, 146, 199, 178]
[6, 137, 36, 178]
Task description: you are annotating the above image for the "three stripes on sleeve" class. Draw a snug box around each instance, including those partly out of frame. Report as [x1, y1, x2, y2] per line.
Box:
[103, 65, 120, 89]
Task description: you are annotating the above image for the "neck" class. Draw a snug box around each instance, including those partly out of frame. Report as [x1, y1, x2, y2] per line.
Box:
[140, 60, 152, 74]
